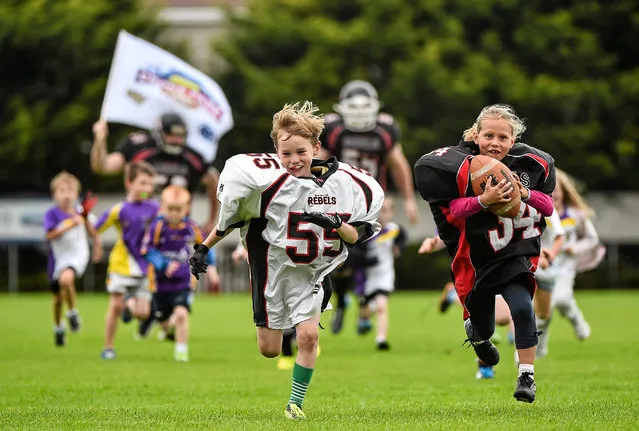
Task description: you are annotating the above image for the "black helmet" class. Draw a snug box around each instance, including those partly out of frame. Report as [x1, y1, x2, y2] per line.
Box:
[159, 113, 187, 136]
[155, 113, 187, 155]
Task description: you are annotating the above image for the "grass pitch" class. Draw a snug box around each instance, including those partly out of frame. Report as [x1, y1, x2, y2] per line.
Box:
[0, 290, 638, 430]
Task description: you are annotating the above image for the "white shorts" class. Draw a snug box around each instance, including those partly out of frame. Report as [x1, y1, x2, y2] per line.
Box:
[258, 283, 325, 330]
[106, 273, 152, 301]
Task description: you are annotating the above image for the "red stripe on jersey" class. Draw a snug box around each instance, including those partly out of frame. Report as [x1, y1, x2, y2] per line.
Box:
[184, 151, 204, 173]
[378, 164, 388, 191]
[441, 206, 475, 320]
[456, 157, 471, 197]
[376, 126, 394, 151]
[524, 154, 550, 180]
[327, 125, 345, 152]
[131, 148, 159, 162]
[338, 168, 373, 212]
[260, 173, 290, 217]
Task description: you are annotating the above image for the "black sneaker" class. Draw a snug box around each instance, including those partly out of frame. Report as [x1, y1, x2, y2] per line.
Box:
[377, 341, 390, 351]
[68, 314, 81, 333]
[165, 327, 176, 342]
[331, 308, 345, 334]
[464, 339, 500, 366]
[121, 306, 133, 324]
[138, 315, 155, 338]
[513, 372, 536, 403]
[464, 319, 500, 366]
[55, 330, 65, 347]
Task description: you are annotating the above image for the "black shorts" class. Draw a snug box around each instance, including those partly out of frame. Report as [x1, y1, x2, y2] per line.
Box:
[359, 290, 390, 306]
[50, 267, 77, 294]
[152, 289, 193, 322]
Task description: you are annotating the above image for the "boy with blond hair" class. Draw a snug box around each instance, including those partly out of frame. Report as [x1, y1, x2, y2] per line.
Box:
[141, 185, 210, 362]
[190, 101, 385, 419]
[44, 171, 101, 346]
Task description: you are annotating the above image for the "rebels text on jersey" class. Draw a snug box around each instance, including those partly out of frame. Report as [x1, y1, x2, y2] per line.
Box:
[414, 141, 556, 307]
[216, 153, 384, 326]
[117, 131, 209, 193]
[320, 113, 400, 190]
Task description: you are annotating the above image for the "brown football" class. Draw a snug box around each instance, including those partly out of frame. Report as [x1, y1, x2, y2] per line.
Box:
[469, 155, 521, 219]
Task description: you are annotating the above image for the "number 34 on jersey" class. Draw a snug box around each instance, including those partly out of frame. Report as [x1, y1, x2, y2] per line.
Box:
[488, 204, 542, 251]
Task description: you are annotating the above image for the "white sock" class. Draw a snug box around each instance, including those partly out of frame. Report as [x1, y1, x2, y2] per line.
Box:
[175, 343, 188, 354]
[53, 323, 65, 332]
[376, 336, 386, 344]
[518, 364, 534, 378]
[536, 317, 548, 329]
[67, 309, 78, 317]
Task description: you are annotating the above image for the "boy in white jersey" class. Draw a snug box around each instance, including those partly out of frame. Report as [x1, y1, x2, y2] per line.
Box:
[189, 101, 384, 420]
[356, 197, 407, 350]
[44, 172, 102, 346]
[534, 169, 603, 357]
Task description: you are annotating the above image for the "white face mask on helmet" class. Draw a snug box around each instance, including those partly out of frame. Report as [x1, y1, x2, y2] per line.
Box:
[334, 80, 380, 132]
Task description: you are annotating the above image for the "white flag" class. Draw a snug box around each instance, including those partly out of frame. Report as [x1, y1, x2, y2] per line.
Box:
[101, 30, 233, 163]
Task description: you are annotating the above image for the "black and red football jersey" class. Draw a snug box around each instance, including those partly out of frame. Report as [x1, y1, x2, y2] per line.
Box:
[117, 131, 209, 193]
[320, 113, 400, 191]
[414, 141, 556, 306]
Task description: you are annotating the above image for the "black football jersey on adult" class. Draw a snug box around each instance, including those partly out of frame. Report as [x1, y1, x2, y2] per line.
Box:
[414, 141, 556, 310]
[117, 131, 209, 193]
[320, 113, 400, 191]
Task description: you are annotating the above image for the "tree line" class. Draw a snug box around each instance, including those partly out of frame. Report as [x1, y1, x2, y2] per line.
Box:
[2, 0, 638, 194]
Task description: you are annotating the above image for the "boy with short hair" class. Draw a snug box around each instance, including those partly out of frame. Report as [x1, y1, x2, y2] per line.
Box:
[141, 185, 207, 362]
[189, 101, 385, 419]
[44, 171, 101, 346]
[95, 161, 159, 360]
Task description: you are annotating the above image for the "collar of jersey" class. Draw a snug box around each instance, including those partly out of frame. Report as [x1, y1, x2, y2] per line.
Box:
[297, 156, 339, 186]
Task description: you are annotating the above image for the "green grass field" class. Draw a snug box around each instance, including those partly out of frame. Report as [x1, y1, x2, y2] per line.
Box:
[1, 291, 638, 430]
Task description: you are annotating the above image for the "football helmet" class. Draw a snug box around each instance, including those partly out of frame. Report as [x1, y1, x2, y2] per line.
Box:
[334, 80, 380, 132]
[154, 112, 187, 155]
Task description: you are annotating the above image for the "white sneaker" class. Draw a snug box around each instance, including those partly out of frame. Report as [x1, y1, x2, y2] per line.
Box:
[536, 331, 549, 358]
[574, 317, 591, 340]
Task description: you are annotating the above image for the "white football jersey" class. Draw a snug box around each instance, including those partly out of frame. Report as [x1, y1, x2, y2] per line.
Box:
[217, 153, 384, 298]
[537, 206, 598, 280]
[362, 222, 402, 296]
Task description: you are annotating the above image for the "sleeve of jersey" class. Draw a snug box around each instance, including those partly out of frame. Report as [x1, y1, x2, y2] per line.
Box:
[378, 114, 401, 147]
[216, 160, 261, 234]
[348, 173, 385, 244]
[43, 208, 58, 233]
[95, 204, 121, 234]
[414, 155, 461, 205]
[546, 210, 565, 239]
[115, 136, 136, 162]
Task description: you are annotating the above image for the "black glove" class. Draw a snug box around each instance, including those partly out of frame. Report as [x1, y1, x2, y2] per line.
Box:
[301, 212, 342, 230]
[189, 243, 210, 280]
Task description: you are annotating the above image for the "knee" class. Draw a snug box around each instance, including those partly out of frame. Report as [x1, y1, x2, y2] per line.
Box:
[174, 306, 188, 321]
[59, 270, 75, 287]
[552, 293, 570, 309]
[258, 342, 281, 358]
[509, 301, 535, 326]
[375, 297, 388, 313]
[109, 295, 124, 314]
[295, 327, 319, 352]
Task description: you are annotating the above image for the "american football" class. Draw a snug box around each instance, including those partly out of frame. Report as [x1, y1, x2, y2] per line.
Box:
[469, 155, 521, 218]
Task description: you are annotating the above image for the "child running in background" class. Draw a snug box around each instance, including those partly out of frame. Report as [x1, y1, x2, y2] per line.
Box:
[44, 171, 102, 347]
[95, 161, 159, 360]
[141, 185, 208, 362]
[356, 197, 407, 350]
[535, 169, 604, 357]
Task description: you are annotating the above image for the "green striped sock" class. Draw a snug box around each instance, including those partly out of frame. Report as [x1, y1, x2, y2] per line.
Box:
[288, 363, 314, 408]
